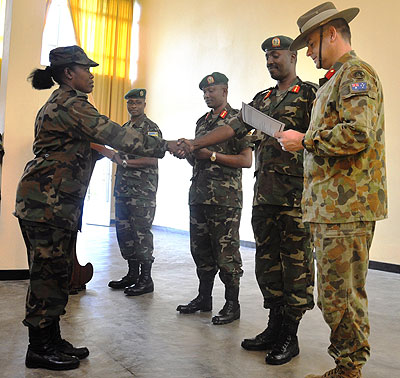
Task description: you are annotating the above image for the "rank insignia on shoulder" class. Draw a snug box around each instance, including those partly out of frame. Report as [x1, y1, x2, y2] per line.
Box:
[247, 130, 255, 135]
[220, 110, 228, 119]
[325, 68, 336, 80]
[291, 85, 300, 93]
[351, 82, 367, 92]
[148, 131, 159, 136]
[263, 90, 272, 100]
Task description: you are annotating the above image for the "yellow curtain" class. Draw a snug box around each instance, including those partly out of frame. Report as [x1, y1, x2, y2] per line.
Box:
[68, 0, 134, 124]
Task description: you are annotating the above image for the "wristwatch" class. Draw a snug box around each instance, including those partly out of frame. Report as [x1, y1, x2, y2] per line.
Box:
[210, 151, 217, 162]
[121, 159, 128, 168]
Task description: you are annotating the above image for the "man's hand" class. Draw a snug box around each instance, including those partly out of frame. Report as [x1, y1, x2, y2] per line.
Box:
[193, 148, 212, 160]
[274, 130, 305, 152]
[167, 140, 188, 159]
[177, 138, 194, 153]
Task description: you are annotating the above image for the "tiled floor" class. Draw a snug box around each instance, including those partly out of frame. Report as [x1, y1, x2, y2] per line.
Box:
[0, 224, 399, 378]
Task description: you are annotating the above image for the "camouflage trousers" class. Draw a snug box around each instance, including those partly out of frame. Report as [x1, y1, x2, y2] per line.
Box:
[18, 219, 75, 329]
[309, 221, 375, 370]
[252, 205, 314, 322]
[190, 205, 243, 288]
[115, 197, 155, 263]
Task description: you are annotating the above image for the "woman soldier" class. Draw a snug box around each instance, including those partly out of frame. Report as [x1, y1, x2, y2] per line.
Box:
[15, 45, 178, 371]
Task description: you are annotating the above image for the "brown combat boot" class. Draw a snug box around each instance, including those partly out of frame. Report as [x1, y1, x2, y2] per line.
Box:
[305, 366, 362, 378]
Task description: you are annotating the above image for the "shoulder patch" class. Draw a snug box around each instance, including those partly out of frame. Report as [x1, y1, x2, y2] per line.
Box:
[148, 131, 159, 137]
[220, 110, 228, 119]
[350, 82, 368, 93]
[351, 70, 365, 80]
[291, 85, 300, 93]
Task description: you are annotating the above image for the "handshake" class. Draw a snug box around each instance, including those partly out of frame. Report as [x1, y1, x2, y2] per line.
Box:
[167, 139, 195, 159]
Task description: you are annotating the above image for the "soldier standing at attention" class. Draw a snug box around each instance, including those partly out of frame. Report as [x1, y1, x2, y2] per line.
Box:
[15, 45, 182, 371]
[176, 72, 252, 325]
[108, 89, 161, 296]
[237, 36, 317, 366]
[277, 3, 387, 378]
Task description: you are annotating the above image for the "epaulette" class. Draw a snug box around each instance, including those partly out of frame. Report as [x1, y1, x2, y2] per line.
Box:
[196, 112, 210, 125]
[252, 88, 274, 101]
[301, 81, 319, 91]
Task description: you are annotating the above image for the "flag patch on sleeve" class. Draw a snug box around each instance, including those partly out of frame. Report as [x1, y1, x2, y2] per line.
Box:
[148, 131, 159, 137]
[351, 82, 367, 92]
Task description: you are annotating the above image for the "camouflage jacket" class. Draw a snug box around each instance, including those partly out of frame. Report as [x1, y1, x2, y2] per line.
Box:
[15, 87, 168, 231]
[302, 51, 387, 223]
[114, 114, 162, 206]
[189, 104, 252, 208]
[229, 77, 317, 207]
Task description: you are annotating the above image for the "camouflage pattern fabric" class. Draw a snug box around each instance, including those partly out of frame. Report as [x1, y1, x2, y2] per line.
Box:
[114, 114, 162, 206]
[189, 104, 250, 288]
[309, 221, 375, 370]
[252, 205, 314, 322]
[248, 77, 317, 207]
[190, 205, 243, 287]
[115, 196, 156, 263]
[302, 51, 387, 223]
[302, 51, 387, 369]
[14, 87, 168, 231]
[19, 219, 76, 329]
[226, 78, 317, 318]
[189, 104, 252, 208]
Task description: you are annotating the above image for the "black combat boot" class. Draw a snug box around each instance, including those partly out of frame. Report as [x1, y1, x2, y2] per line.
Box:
[52, 320, 89, 360]
[25, 325, 80, 370]
[265, 318, 300, 365]
[124, 262, 154, 296]
[108, 260, 139, 289]
[176, 280, 214, 313]
[241, 306, 283, 350]
[212, 285, 240, 325]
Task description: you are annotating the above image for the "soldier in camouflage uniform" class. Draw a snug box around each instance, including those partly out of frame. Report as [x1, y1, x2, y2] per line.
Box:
[233, 36, 317, 366]
[14, 46, 180, 371]
[176, 72, 252, 325]
[278, 3, 387, 378]
[107, 89, 162, 296]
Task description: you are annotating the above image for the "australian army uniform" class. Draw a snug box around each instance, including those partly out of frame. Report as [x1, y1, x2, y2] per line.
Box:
[110, 111, 162, 296]
[178, 102, 251, 324]
[237, 36, 317, 364]
[14, 46, 168, 370]
[289, 3, 388, 377]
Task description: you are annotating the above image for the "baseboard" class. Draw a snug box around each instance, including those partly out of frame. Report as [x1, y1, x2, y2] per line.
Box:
[0, 269, 29, 280]
[368, 260, 400, 274]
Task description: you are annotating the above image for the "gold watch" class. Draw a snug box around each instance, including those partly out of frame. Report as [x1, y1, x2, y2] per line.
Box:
[210, 151, 217, 162]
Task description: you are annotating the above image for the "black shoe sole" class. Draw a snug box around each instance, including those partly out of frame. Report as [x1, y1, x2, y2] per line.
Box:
[25, 360, 80, 370]
[125, 288, 154, 296]
[177, 308, 212, 314]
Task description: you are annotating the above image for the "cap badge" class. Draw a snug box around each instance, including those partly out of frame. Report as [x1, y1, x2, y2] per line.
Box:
[272, 37, 281, 47]
[139, 90, 144, 96]
[207, 76, 215, 84]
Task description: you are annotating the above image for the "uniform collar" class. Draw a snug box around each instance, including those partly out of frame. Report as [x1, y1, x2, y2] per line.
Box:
[205, 103, 232, 120]
[319, 50, 357, 86]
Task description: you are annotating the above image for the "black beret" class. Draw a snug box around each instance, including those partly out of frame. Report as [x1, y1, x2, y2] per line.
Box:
[199, 72, 229, 90]
[261, 35, 294, 52]
[125, 89, 146, 99]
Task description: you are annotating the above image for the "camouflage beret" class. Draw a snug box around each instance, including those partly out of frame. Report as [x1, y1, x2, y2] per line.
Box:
[261, 35, 294, 52]
[125, 89, 146, 99]
[199, 72, 229, 90]
[49, 45, 98, 67]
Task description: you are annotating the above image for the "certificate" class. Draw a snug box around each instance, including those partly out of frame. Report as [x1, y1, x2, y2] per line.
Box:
[241, 102, 285, 138]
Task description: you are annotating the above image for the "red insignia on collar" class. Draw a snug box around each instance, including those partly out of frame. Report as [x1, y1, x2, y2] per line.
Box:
[263, 90, 272, 100]
[325, 69, 336, 80]
[205, 112, 211, 120]
[291, 85, 300, 93]
[220, 110, 228, 119]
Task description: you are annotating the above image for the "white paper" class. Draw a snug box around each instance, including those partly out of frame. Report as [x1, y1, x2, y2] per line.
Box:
[241, 102, 285, 138]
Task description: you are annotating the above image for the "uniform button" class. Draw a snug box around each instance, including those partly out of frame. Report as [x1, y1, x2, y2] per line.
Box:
[44, 153, 49, 158]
